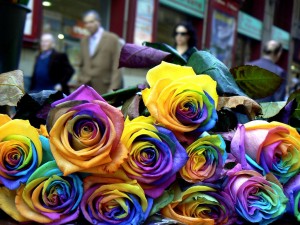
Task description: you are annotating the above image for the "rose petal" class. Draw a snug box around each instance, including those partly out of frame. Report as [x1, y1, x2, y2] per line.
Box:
[51, 85, 105, 107]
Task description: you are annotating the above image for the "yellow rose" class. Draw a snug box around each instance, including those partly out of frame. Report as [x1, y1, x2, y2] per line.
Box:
[0, 114, 42, 190]
[142, 62, 218, 142]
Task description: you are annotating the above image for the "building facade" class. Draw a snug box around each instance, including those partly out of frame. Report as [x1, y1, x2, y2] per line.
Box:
[20, 0, 300, 92]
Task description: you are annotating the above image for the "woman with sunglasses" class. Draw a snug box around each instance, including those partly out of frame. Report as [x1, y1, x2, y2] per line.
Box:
[173, 22, 197, 61]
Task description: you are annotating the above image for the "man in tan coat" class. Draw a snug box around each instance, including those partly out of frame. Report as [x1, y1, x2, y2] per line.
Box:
[78, 10, 122, 95]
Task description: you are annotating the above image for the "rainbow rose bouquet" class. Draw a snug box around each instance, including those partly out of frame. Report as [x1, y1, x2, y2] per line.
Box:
[0, 42, 300, 225]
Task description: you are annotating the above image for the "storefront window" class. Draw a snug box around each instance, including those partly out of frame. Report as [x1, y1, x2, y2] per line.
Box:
[157, 4, 194, 46]
[42, 0, 111, 68]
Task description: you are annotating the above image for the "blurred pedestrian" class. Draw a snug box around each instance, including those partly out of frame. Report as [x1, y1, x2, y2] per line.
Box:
[247, 40, 287, 102]
[291, 73, 300, 92]
[173, 22, 197, 61]
[30, 33, 74, 94]
[78, 10, 122, 95]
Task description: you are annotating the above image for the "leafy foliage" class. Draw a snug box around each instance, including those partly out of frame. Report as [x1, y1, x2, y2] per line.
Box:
[0, 70, 24, 106]
[119, 43, 172, 68]
[102, 85, 146, 107]
[187, 51, 246, 96]
[143, 42, 187, 65]
[259, 102, 286, 119]
[13, 91, 64, 128]
[267, 90, 300, 132]
[217, 96, 262, 120]
[212, 107, 238, 132]
[230, 65, 282, 99]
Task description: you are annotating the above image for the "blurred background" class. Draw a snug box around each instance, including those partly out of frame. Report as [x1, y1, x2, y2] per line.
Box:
[19, 0, 300, 93]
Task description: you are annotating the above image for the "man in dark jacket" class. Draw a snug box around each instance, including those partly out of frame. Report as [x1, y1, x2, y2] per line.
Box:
[247, 40, 287, 102]
[30, 33, 74, 94]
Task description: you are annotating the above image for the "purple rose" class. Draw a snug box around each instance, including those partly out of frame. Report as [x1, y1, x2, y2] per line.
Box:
[121, 116, 188, 198]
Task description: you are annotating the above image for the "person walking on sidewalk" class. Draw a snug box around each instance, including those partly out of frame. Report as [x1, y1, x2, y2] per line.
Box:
[78, 10, 123, 94]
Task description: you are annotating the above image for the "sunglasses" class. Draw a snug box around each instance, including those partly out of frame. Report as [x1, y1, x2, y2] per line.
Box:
[175, 32, 188, 36]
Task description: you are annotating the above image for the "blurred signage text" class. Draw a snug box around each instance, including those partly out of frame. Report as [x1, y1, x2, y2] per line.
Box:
[160, 0, 205, 18]
[237, 12, 262, 40]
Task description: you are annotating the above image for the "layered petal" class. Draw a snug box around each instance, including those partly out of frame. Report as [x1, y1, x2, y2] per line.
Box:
[161, 184, 236, 225]
[284, 174, 300, 221]
[231, 120, 300, 184]
[180, 133, 227, 183]
[80, 171, 153, 225]
[48, 85, 128, 175]
[142, 62, 218, 142]
[0, 116, 42, 190]
[225, 164, 288, 224]
[121, 116, 188, 198]
[15, 161, 83, 225]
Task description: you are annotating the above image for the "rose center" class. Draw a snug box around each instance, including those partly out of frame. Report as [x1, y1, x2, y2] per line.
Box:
[83, 125, 92, 132]
[69, 117, 102, 150]
[4, 146, 24, 169]
[140, 148, 156, 165]
[44, 180, 70, 206]
[101, 197, 130, 220]
[176, 96, 203, 125]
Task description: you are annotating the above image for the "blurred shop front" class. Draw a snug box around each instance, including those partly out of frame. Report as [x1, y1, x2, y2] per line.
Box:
[235, 12, 262, 66]
[19, 0, 300, 92]
[156, 0, 205, 49]
[234, 0, 264, 67]
[42, 0, 111, 68]
[20, 0, 112, 91]
[20, 0, 160, 90]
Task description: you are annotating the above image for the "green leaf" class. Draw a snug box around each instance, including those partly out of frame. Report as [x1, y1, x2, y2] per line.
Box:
[143, 42, 187, 65]
[287, 89, 300, 103]
[287, 90, 300, 132]
[266, 91, 300, 132]
[259, 101, 286, 118]
[102, 85, 144, 107]
[149, 188, 175, 216]
[230, 65, 282, 99]
[187, 51, 246, 96]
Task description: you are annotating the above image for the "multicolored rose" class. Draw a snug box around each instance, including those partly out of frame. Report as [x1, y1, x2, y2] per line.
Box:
[161, 184, 236, 225]
[180, 133, 227, 183]
[0, 114, 42, 190]
[15, 161, 83, 224]
[121, 116, 188, 198]
[47, 85, 128, 175]
[224, 164, 288, 224]
[142, 62, 218, 142]
[80, 170, 153, 225]
[231, 120, 300, 183]
[284, 174, 300, 221]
